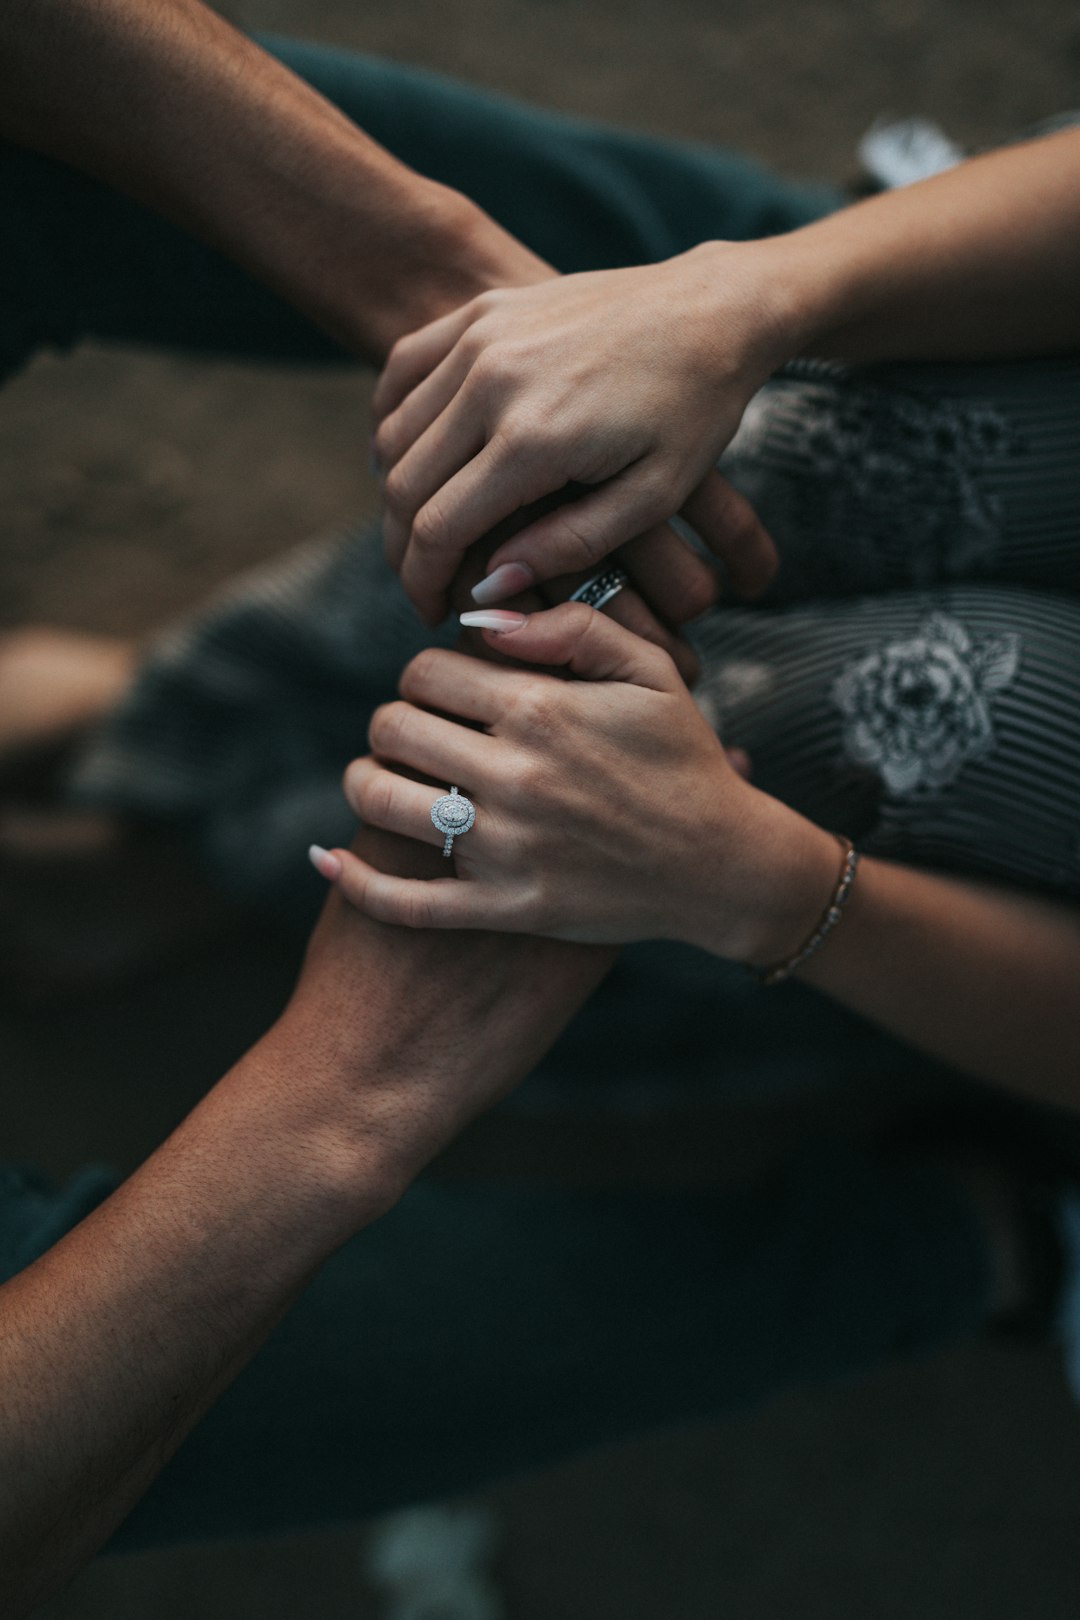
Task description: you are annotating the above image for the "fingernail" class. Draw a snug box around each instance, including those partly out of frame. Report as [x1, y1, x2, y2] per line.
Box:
[470, 561, 534, 605]
[459, 609, 528, 633]
[309, 844, 342, 880]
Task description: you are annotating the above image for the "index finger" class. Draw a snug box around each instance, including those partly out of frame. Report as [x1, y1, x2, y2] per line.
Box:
[400, 439, 564, 623]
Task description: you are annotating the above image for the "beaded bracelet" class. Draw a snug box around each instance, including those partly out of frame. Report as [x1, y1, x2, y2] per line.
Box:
[758, 834, 859, 987]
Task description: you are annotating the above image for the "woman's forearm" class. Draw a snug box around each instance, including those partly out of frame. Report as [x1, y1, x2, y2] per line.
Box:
[789, 854, 1080, 1105]
[0, 0, 547, 358]
[759, 127, 1080, 364]
[687, 804, 1080, 1102]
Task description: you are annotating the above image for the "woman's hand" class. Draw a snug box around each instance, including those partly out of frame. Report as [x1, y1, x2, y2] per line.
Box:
[315, 603, 839, 963]
[371, 242, 792, 625]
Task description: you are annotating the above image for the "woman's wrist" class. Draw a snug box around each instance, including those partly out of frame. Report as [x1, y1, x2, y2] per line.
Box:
[684, 791, 845, 969]
[686, 238, 815, 387]
[694, 222, 881, 372]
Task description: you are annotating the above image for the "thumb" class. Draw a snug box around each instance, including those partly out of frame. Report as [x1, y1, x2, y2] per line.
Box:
[460, 601, 679, 690]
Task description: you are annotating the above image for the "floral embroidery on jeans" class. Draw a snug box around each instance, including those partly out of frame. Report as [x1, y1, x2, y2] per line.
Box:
[832, 611, 1020, 795]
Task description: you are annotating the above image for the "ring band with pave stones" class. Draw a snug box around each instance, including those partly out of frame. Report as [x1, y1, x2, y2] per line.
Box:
[569, 565, 628, 612]
[431, 786, 476, 857]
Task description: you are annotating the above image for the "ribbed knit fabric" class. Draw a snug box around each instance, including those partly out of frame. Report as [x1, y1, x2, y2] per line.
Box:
[73, 344, 1080, 908]
[723, 356, 1080, 598]
[694, 353, 1080, 898]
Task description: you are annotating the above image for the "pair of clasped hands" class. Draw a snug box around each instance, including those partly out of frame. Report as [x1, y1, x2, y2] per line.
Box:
[312, 243, 837, 966]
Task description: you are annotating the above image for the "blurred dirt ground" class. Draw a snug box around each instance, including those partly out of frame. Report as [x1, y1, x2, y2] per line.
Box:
[5, 1, 1080, 1616]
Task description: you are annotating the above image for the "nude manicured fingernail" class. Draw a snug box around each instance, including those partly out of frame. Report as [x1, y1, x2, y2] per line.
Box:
[470, 561, 535, 604]
[459, 609, 528, 633]
[308, 844, 342, 880]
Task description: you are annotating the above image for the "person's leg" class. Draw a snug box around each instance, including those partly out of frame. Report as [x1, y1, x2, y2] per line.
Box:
[721, 356, 1080, 601]
[259, 36, 841, 273]
[0, 1151, 980, 1550]
[0, 38, 841, 381]
[65, 541, 1080, 1097]
[690, 583, 1080, 901]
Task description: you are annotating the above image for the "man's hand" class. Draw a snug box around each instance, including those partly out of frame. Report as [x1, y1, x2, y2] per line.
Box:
[0, 815, 612, 1614]
[283, 820, 615, 1207]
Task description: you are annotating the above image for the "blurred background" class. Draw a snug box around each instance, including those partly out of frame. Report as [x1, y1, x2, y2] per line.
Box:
[4, 0, 1080, 1615]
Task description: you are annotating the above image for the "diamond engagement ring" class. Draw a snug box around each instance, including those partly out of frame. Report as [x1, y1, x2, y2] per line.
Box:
[431, 786, 476, 857]
[569, 565, 628, 611]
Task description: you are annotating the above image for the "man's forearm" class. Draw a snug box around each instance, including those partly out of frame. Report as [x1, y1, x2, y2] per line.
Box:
[0, 0, 547, 358]
[0, 1021, 390, 1615]
[755, 128, 1080, 365]
[0, 832, 611, 1612]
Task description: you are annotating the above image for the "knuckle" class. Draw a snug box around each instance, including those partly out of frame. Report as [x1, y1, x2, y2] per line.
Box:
[368, 700, 409, 755]
[652, 643, 684, 686]
[471, 289, 503, 319]
[400, 886, 435, 929]
[471, 341, 516, 389]
[504, 749, 549, 806]
[458, 322, 489, 364]
[483, 286, 515, 311]
[335, 861, 366, 910]
[559, 515, 608, 568]
[411, 498, 451, 555]
[341, 756, 366, 809]
[538, 601, 592, 652]
[382, 464, 418, 515]
[400, 646, 442, 694]
[716, 483, 756, 543]
[680, 569, 719, 620]
[518, 874, 556, 932]
[385, 331, 416, 372]
[372, 418, 399, 468]
[498, 407, 554, 460]
[365, 772, 398, 826]
[508, 679, 559, 737]
[559, 600, 598, 641]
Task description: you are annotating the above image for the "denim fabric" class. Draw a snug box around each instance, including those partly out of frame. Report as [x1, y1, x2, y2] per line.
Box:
[0, 1154, 987, 1550]
[1057, 1194, 1080, 1403]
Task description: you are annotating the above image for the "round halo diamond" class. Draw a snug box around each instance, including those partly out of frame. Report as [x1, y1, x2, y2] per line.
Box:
[431, 788, 476, 855]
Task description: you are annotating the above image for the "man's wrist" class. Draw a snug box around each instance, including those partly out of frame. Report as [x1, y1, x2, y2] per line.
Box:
[227, 1017, 422, 1247]
[305, 176, 551, 361]
[262, 160, 481, 361]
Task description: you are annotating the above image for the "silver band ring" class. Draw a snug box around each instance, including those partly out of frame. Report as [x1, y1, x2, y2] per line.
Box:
[569, 565, 628, 612]
[431, 785, 476, 857]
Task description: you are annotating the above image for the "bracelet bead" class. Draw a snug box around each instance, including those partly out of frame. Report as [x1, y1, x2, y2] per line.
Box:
[758, 834, 859, 987]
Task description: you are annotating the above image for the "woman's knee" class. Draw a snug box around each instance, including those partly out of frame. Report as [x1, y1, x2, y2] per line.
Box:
[691, 586, 1080, 896]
